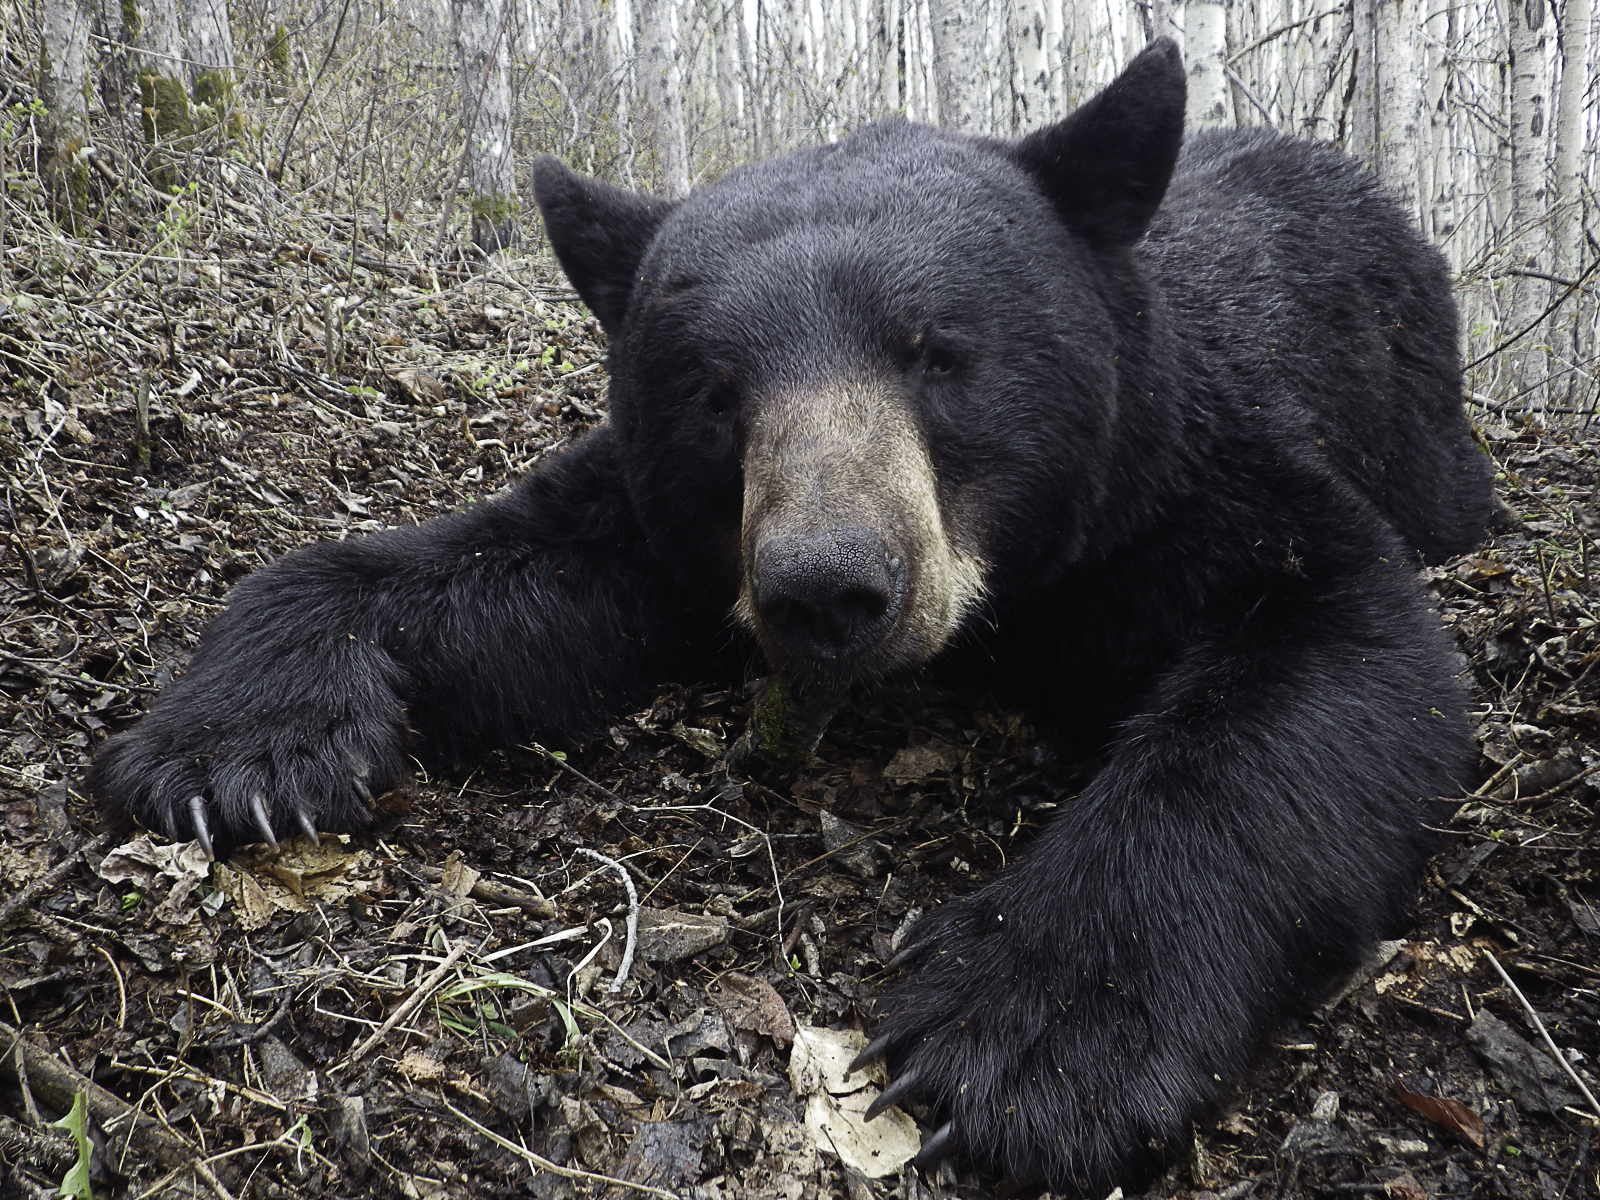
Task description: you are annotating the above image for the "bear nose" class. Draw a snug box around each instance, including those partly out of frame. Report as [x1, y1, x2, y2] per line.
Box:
[754, 525, 904, 660]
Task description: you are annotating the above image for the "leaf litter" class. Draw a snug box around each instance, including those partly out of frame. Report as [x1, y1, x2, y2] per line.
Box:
[0, 130, 1598, 1200]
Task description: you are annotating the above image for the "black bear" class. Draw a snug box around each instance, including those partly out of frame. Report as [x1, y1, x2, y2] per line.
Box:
[93, 40, 1491, 1190]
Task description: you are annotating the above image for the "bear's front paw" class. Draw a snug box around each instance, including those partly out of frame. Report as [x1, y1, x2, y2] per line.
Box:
[856, 896, 1201, 1190]
[90, 664, 409, 859]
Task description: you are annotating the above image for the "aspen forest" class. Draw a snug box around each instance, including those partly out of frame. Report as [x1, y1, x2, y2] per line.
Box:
[17, 0, 1600, 413]
[5, 0, 1600, 1196]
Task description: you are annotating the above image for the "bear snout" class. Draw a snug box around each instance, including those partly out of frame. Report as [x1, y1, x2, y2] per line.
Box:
[753, 525, 906, 661]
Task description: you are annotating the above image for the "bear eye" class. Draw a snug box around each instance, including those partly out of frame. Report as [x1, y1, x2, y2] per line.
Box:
[924, 346, 958, 375]
[705, 385, 738, 416]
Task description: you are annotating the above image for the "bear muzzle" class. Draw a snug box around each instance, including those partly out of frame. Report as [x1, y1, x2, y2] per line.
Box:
[753, 525, 907, 661]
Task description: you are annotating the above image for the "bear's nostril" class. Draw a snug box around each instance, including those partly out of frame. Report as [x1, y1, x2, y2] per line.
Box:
[754, 526, 902, 659]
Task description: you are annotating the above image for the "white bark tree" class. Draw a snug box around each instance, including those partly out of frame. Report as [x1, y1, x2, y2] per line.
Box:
[43, 0, 93, 231]
[636, 0, 690, 194]
[1184, 0, 1233, 127]
[927, 0, 988, 132]
[1374, 0, 1420, 215]
[1507, 0, 1551, 402]
[453, 0, 521, 252]
[1553, 0, 1594, 279]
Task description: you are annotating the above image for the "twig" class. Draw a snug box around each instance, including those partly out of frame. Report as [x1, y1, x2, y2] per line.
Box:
[1516, 760, 1600, 805]
[1465, 257, 1600, 371]
[439, 1097, 683, 1200]
[1484, 951, 1600, 1122]
[337, 936, 475, 1067]
[572, 848, 639, 994]
[634, 795, 787, 963]
[0, 833, 111, 928]
[525, 743, 624, 802]
[0, 1020, 229, 1196]
[414, 863, 557, 917]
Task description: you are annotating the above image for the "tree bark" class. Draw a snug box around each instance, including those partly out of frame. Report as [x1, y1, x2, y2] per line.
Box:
[1507, 0, 1551, 406]
[43, 0, 93, 233]
[453, 0, 522, 254]
[1012, 0, 1049, 131]
[1184, 0, 1232, 127]
[126, 0, 191, 147]
[635, 0, 690, 195]
[1374, 0, 1420, 215]
[180, 0, 236, 119]
[928, 0, 987, 132]
[1553, 0, 1593, 277]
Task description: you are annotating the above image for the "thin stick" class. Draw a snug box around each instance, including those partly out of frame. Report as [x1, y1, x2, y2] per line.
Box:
[338, 937, 475, 1067]
[1484, 951, 1600, 1122]
[572, 848, 639, 994]
[439, 1097, 682, 1200]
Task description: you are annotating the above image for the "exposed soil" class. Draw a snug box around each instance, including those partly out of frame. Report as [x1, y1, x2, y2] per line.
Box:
[1, 198, 1598, 1200]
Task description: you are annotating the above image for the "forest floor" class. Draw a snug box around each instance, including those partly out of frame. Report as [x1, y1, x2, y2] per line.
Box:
[1, 178, 1599, 1200]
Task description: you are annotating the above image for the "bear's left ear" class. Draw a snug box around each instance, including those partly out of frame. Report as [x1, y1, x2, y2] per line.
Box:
[531, 156, 678, 336]
[1010, 38, 1186, 251]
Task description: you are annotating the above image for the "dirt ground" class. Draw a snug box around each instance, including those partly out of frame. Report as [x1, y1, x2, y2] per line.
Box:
[1, 195, 1598, 1200]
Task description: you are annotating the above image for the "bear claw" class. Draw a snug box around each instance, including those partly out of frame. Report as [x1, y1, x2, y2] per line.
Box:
[849, 1033, 893, 1074]
[248, 793, 278, 849]
[913, 1121, 955, 1170]
[865, 1069, 920, 1119]
[295, 807, 318, 844]
[887, 937, 933, 970]
[188, 795, 214, 861]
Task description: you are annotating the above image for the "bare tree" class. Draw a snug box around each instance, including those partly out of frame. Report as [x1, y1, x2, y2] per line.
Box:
[1507, 0, 1551, 404]
[43, 0, 93, 231]
[453, 0, 521, 252]
[636, 0, 691, 194]
[1184, 0, 1232, 127]
[928, 0, 988, 131]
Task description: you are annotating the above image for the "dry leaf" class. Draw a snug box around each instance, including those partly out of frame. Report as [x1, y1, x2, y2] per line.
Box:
[789, 1025, 920, 1178]
[1383, 1171, 1430, 1200]
[715, 971, 796, 1046]
[1389, 1081, 1485, 1148]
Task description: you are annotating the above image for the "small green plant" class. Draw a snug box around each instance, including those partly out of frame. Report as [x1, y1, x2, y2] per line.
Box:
[51, 1091, 94, 1200]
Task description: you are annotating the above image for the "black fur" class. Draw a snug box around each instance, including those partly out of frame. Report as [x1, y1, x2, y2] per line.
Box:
[92, 40, 1490, 1190]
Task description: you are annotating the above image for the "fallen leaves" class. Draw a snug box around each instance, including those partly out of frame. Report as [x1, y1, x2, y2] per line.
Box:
[1388, 1081, 1485, 1148]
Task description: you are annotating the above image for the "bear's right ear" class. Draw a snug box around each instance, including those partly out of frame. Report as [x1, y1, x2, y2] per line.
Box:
[531, 157, 677, 336]
[1010, 38, 1186, 251]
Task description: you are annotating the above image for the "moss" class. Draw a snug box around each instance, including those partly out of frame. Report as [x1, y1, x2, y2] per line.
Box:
[752, 675, 809, 763]
[192, 68, 234, 112]
[120, 0, 141, 39]
[47, 157, 91, 236]
[266, 24, 290, 74]
[139, 70, 192, 142]
[469, 193, 521, 256]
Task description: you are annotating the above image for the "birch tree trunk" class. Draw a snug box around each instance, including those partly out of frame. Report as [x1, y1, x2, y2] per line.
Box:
[1012, 0, 1048, 131]
[453, 0, 521, 254]
[43, 0, 93, 232]
[636, 0, 690, 195]
[1184, 0, 1232, 127]
[1507, 0, 1551, 405]
[1374, 0, 1420, 215]
[1421, 0, 1454, 239]
[180, 0, 237, 119]
[126, 0, 191, 145]
[927, 0, 987, 132]
[1348, 0, 1377, 160]
[1553, 0, 1593, 277]
[1552, 0, 1594, 401]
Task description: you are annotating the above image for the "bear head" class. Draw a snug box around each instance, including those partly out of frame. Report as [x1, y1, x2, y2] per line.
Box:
[532, 40, 1187, 691]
